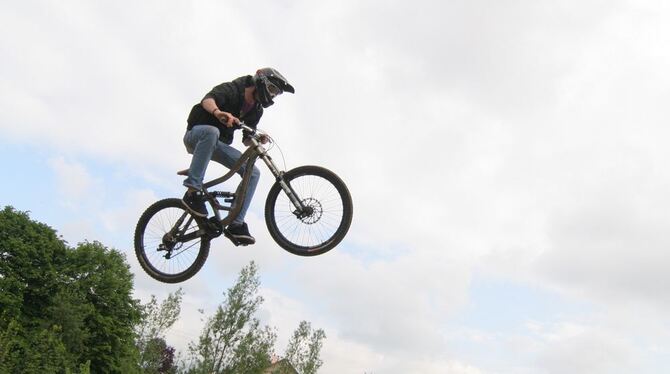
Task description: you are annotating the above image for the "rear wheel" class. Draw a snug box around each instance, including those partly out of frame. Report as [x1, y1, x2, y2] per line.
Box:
[134, 198, 210, 283]
[265, 165, 353, 256]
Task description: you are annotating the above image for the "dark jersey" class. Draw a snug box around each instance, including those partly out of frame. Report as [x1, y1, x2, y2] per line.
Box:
[186, 75, 263, 144]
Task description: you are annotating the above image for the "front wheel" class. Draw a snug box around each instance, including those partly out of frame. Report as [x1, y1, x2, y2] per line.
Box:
[265, 165, 353, 256]
[134, 198, 210, 283]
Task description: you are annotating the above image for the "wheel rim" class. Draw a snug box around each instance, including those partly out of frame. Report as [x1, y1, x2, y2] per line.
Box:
[141, 206, 203, 276]
[272, 173, 345, 251]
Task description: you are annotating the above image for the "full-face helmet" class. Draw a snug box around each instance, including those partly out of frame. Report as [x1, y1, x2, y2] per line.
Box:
[254, 67, 295, 108]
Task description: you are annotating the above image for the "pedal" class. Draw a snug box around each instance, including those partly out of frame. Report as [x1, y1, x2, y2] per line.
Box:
[204, 217, 223, 239]
[223, 231, 246, 246]
[210, 191, 236, 204]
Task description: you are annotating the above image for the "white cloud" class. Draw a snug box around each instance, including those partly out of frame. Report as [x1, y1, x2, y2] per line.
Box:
[274, 250, 471, 356]
[47, 156, 99, 207]
[47, 157, 92, 195]
[261, 286, 483, 374]
[4, 0, 670, 373]
[100, 188, 159, 234]
[535, 322, 634, 374]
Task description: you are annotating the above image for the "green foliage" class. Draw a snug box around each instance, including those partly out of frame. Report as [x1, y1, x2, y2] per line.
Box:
[0, 320, 70, 373]
[285, 321, 326, 374]
[0, 207, 142, 373]
[137, 289, 183, 373]
[65, 241, 143, 372]
[0, 207, 67, 330]
[138, 337, 177, 374]
[186, 262, 277, 374]
[0, 207, 328, 373]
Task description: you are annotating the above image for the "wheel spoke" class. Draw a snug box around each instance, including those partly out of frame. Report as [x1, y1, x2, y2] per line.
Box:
[135, 199, 210, 283]
[267, 167, 351, 255]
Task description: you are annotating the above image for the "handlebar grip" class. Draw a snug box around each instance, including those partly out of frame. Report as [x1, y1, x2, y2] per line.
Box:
[237, 122, 255, 133]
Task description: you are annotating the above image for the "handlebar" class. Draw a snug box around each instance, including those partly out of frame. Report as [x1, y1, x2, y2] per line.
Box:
[235, 121, 270, 144]
[235, 122, 254, 133]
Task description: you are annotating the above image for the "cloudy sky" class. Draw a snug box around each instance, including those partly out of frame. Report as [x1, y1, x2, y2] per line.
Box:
[2, 0, 670, 373]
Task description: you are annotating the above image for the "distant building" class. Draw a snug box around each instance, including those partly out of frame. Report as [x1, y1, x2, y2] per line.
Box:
[263, 358, 299, 374]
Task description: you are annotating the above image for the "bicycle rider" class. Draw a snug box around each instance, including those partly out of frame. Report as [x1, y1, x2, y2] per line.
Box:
[181, 68, 295, 245]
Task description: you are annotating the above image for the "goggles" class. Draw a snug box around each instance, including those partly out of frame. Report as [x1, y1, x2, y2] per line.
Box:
[262, 77, 283, 98]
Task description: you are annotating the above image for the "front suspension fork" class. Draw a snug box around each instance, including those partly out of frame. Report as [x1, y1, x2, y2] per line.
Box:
[260, 153, 308, 215]
[278, 175, 309, 216]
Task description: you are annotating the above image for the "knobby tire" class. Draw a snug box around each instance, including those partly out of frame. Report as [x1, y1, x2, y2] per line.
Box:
[265, 165, 353, 256]
[134, 198, 210, 283]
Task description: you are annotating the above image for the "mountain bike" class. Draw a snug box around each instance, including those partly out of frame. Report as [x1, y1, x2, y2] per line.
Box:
[134, 123, 353, 283]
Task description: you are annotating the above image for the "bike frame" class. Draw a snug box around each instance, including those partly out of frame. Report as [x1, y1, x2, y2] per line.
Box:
[201, 124, 306, 227]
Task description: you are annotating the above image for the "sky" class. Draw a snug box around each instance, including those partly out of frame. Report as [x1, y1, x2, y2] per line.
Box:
[2, 0, 670, 373]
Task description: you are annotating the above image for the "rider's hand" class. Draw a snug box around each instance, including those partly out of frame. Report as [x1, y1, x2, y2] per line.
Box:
[214, 110, 240, 128]
[259, 135, 270, 144]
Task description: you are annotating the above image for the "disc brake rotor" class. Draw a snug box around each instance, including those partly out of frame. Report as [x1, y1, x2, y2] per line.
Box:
[299, 198, 323, 224]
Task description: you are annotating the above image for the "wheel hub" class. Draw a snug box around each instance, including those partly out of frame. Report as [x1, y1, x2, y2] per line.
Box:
[298, 198, 323, 224]
[160, 233, 181, 259]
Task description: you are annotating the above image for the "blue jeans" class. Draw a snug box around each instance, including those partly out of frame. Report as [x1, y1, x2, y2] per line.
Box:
[183, 125, 260, 226]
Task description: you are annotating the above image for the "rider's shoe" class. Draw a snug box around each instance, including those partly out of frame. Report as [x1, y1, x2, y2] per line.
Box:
[182, 190, 208, 217]
[224, 222, 256, 245]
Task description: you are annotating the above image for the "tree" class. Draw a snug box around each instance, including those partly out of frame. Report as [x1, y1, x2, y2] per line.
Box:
[0, 207, 328, 373]
[285, 321, 326, 374]
[58, 240, 143, 372]
[137, 289, 184, 373]
[139, 337, 176, 374]
[0, 207, 143, 373]
[0, 207, 68, 331]
[187, 262, 277, 374]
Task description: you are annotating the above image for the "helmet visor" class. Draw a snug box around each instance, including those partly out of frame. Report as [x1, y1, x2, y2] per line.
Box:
[262, 77, 283, 98]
